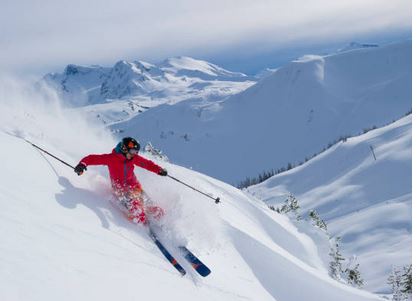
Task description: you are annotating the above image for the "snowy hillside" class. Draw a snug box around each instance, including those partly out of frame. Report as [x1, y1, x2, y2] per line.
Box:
[111, 40, 411, 184]
[0, 80, 384, 301]
[248, 114, 412, 295]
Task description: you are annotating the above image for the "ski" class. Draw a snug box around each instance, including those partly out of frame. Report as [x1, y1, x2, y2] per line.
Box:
[110, 199, 209, 277]
[178, 246, 211, 277]
[148, 230, 187, 276]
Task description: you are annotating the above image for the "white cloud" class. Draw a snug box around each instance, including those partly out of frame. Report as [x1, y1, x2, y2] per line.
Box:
[0, 0, 411, 75]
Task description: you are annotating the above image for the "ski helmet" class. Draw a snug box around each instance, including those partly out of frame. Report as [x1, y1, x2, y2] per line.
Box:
[121, 137, 140, 154]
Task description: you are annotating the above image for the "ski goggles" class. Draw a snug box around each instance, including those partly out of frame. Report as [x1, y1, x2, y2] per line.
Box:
[128, 148, 139, 155]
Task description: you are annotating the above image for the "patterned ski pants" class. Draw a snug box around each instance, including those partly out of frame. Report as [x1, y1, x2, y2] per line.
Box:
[114, 186, 164, 224]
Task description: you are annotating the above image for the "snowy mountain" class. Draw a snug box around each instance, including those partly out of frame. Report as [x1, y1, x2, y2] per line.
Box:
[111, 40, 411, 184]
[248, 114, 412, 295]
[43, 64, 111, 106]
[0, 88, 384, 301]
[99, 60, 164, 99]
[43, 56, 254, 107]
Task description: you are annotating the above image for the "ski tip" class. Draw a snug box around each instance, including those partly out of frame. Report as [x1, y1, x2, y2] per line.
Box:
[179, 269, 187, 276]
[199, 268, 211, 277]
[193, 263, 211, 277]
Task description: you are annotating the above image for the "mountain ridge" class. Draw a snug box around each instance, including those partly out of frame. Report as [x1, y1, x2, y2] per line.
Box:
[43, 56, 254, 106]
[111, 40, 411, 184]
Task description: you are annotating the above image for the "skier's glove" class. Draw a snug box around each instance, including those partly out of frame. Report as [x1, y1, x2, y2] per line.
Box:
[74, 163, 87, 175]
[158, 168, 168, 176]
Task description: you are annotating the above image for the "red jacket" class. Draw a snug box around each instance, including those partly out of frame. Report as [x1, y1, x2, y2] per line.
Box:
[80, 149, 163, 191]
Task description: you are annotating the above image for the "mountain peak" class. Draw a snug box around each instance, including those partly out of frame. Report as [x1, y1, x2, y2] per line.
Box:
[63, 64, 105, 76]
[43, 55, 253, 105]
[161, 56, 221, 75]
[64, 64, 80, 76]
[160, 56, 249, 80]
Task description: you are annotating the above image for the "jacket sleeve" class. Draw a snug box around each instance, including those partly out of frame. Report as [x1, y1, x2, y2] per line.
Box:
[133, 155, 162, 174]
[79, 154, 112, 166]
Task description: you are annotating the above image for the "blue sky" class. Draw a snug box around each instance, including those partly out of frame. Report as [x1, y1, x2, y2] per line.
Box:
[0, 0, 411, 76]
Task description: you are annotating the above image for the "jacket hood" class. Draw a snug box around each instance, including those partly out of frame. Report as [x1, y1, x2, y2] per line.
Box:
[112, 147, 126, 159]
[114, 142, 124, 154]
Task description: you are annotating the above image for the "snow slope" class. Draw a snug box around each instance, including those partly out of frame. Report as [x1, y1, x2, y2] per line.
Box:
[0, 79, 383, 301]
[112, 40, 411, 184]
[248, 114, 412, 294]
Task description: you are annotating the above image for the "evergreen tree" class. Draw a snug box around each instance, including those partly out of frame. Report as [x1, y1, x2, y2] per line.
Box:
[344, 262, 364, 288]
[268, 205, 279, 213]
[144, 142, 169, 161]
[401, 265, 412, 296]
[268, 197, 365, 290]
[388, 265, 412, 301]
[309, 209, 328, 231]
[388, 267, 404, 301]
[329, 237, 345, 280]
[276, 194, 301, 220]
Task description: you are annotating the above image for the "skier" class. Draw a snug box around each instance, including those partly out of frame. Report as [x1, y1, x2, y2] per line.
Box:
[74, 137, 168, 224]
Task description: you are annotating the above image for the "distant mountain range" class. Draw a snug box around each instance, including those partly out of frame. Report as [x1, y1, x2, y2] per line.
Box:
[110, 40, 411, 184]
[41, 41, 411, 185]
[43, 56, 254, 106]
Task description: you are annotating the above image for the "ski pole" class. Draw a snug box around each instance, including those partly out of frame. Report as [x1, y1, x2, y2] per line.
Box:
[168, 175, 220, 204]
[24, 139, 75, 170]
